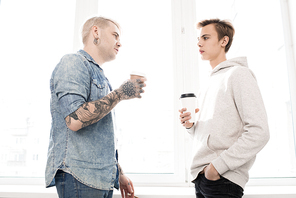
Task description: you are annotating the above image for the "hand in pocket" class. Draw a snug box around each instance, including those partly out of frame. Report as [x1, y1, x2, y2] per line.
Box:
[204, 163, 220, 181]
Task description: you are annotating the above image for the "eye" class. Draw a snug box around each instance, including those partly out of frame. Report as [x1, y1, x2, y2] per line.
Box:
[204, 37, 209, 40]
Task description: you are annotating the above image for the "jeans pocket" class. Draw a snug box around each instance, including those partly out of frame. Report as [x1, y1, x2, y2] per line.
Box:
[203, 173, 223, 183]
[55, 170, 66, 181]
[55, 170, 66, 197]
[200, 175, 243, 197]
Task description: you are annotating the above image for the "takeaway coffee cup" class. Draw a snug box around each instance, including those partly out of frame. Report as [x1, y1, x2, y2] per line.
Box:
[180, 93, 197, 123]
[130, 71, 147, 80]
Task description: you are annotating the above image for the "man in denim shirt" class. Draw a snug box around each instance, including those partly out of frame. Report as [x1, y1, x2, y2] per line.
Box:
[45, 16, 146, 198]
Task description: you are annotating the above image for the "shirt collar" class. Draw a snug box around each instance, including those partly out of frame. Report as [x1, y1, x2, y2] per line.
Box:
[77, 49, 101, 68]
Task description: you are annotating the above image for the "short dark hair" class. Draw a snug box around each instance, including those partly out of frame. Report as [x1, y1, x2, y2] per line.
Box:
[197, 19, 235, 53]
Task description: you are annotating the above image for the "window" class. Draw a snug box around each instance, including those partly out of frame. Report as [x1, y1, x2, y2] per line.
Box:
[0, 0, 76, 178]
[0, 0, 187, 184]
[0, 0, 295, 187]
[96, 0, 186, 184]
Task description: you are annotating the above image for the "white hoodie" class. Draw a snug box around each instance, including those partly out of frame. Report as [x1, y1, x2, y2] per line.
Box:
[187, 57, 270, 189]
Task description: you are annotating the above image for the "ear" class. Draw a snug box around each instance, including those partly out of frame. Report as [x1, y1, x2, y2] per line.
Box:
[91, 25, 101, 39]
[221, 36, 229, 47]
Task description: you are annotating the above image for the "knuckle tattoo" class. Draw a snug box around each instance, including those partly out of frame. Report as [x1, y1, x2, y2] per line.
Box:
[122, 81, 136, 98]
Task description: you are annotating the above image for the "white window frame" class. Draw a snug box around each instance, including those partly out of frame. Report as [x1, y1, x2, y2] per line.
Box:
[280, 0, 296, 143]
[1, 0, 296, 188]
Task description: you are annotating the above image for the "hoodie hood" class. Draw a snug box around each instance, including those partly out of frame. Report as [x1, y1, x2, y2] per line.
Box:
[211, 57, 248, 75]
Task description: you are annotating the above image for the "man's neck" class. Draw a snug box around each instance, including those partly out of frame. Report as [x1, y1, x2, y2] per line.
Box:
[83, 46, 104, 66]
[209, 53, 227, 69]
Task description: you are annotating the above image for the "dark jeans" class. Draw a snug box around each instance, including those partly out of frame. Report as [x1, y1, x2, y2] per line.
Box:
[193, 173, 244, 198]
[55, 170, 114, 198]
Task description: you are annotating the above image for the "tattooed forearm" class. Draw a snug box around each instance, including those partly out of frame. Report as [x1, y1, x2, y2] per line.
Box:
[65, 79, 146, 131]
[66, 91, 120, 131]
[65, 115, 72, 126]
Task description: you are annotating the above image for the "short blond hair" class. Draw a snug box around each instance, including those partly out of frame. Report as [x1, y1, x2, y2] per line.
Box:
[81, 16, 120, 45]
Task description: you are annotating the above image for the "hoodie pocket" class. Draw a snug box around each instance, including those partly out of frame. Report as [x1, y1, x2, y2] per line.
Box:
[192, 134, 218, 167]
[205, 134, 216, 153]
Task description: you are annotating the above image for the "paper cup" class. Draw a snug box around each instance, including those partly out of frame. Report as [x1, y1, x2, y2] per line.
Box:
[180, 93, 197, 123]
[130, 71, 147, 80]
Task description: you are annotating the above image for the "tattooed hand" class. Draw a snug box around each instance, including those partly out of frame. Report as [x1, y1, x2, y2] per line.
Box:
[115, 78, 146, 101]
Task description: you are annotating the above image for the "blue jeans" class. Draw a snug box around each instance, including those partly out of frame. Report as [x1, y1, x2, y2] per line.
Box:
[194, 173, 244, 198]
[55, 170, 114, 198]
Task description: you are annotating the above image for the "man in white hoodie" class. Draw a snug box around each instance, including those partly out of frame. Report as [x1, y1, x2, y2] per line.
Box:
[179, 19, 270, 198]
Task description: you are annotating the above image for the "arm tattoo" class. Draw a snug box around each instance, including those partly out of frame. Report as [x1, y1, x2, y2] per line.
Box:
[66, 79, 145, 130]
[65, 115, 72, 126]
[67, 91, 120, 129]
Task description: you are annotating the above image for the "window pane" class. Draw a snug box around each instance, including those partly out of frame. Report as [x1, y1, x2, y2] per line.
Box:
[0, 0, 176, 179]
[97, 0, 174, 174]
[0, 0, 76, 177]
[196, 0, 296, 178]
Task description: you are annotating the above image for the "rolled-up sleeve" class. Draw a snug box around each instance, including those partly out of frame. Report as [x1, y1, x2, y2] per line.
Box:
[58, 94, 86, 119]
[53, 54, 90, 118]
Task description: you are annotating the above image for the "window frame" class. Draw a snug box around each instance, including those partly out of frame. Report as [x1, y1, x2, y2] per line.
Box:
[280, 0, 296, 146]
[0, 0, 296, 187]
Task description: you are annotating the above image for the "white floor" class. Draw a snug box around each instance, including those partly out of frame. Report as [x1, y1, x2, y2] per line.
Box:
[1, 185, 296, 198]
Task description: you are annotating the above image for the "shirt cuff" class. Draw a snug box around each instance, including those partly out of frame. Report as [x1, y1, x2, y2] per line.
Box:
[186, 124, 195, 135]
[211, 156, 229, 175]
[58, 94, 86, 118]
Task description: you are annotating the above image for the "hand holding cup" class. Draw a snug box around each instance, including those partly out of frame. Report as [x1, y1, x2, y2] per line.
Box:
[130, 71, 147, 81]
[179, 108, 199, 128]
[115, 71, 147, 101]
[179, 93, 198, 128]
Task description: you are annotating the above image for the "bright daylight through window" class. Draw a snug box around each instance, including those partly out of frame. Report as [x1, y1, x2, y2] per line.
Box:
[0, 0, 76, 177]
[0, 0, 295, 186]
[97, 0, 175, 175]
[0, 0, 176, 180]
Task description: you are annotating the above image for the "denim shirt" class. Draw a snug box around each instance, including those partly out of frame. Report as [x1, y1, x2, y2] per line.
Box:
[45, 50, 118, 190]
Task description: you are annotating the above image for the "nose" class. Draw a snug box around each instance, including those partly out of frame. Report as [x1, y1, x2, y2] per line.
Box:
[197, 40, 202, 47]
[117, 40, 122, 48]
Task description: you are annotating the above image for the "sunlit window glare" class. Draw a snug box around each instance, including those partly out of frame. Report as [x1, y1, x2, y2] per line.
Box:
[0, 0, 295, 184]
